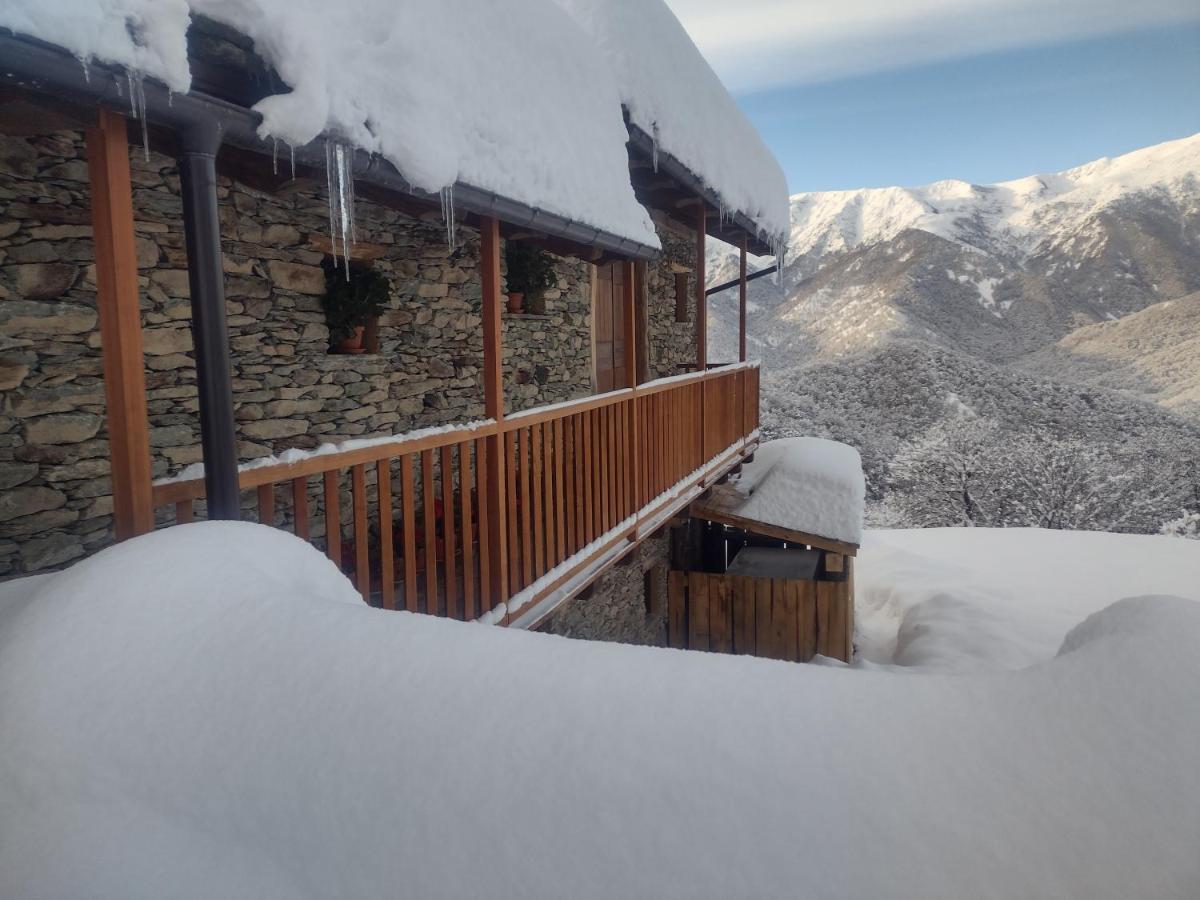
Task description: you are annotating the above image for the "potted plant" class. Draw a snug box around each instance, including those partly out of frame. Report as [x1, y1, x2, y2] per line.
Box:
[504, 241, 556, 314]
[321, 261, 389, 353]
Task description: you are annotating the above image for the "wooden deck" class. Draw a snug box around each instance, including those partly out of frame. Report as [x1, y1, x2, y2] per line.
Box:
[153, 364, 761, 625]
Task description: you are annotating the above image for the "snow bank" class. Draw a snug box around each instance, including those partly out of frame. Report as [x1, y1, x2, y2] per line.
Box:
[731, 437, 865, 545]
[1, 0, 658, 246]
[553, 0, 790, 246]
[857, 528, 1200, 671]
[3, 522, 1200, 898]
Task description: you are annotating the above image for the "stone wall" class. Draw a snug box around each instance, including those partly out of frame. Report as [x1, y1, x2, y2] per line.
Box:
[0, 127, 594, 577]
[644, 213, 700, 379]
[537, 530, 671, 647]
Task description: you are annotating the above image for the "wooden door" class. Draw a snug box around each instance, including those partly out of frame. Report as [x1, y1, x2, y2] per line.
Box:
[593, 262, 628, 392]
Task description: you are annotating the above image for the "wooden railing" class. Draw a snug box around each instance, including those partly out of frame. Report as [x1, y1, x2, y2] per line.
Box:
[152, 363, 760, 623]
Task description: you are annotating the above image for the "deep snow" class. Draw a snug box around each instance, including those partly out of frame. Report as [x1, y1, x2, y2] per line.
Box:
[2, 522, 1199, 898]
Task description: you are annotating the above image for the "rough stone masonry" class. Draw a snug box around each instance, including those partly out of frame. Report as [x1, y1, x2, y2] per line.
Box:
[0, 125, 698, 582]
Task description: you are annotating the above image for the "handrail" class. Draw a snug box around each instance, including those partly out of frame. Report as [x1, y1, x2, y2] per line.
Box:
[152, 362, 761, 505]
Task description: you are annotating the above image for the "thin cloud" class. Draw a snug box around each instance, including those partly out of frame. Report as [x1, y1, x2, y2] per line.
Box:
[664, 0, 1200, 91]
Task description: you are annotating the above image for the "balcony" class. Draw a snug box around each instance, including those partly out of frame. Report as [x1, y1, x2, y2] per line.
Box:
[153, 364, 761, 626]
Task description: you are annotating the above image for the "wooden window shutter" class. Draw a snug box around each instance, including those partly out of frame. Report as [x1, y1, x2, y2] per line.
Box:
[674, 271, 690, 323]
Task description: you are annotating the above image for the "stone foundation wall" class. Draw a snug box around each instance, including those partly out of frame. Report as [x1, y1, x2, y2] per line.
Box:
[0, 128, 593, 576]
[537, 531, 671, 647]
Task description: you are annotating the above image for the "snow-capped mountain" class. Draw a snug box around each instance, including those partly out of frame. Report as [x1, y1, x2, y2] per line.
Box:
[705, 134, 1200, 528]
[708, 133, 1200, 366]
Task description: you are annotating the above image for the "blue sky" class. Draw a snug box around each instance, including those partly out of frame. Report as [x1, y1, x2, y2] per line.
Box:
[665, 1, 1200, 193]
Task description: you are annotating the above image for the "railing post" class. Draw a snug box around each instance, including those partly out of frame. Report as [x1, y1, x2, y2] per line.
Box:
[695, 201, 707, 371]
[738, 239, 748, 363]
[480, 216, 509, 612]
[178, 118, 240, 519]
[622, 260, 638, 521]
[86, 107, 154, 539]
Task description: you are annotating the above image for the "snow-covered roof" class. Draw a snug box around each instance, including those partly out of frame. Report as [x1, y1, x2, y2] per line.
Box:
[1, 0, 790, 253]
[731, 438, 865, 545]
[552, 0, 790, 248]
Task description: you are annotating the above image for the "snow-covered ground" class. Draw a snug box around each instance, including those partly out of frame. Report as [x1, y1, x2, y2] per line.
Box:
[1, 522, 1198, 898]
[857, 528, 1200, 671]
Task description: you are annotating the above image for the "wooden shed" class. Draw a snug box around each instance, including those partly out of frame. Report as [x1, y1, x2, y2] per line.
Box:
[667, 483, 858, 663]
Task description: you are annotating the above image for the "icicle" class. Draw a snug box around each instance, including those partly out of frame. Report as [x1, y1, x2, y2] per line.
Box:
[289, 144, 296, 180]
[79, 58, 90, 83]
[440, 185, 456, 251]
[334, 143, 353, 276]
[124, 69, 150, 162]
[272, 139, 278, 176]
[167, 89, 173, 108]
[325, 141, 340, 271]
[114, 73, 123, 99]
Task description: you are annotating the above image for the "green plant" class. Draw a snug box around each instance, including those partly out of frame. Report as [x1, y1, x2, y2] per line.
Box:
[504, 242, 557, 307]
[321, 262, 389, 342]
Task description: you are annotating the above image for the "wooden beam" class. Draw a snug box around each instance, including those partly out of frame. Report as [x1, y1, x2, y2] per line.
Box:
[480, 216, 509, 609]
[691, 483, 860, 557]
[695, 202, 707, 371]
[738, 239, 747, 363]
[85, 108, 154, 540]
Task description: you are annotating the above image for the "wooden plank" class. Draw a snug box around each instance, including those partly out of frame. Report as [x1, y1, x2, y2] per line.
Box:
[710, 576, 732, 654]
[377, 459, 395, 611]
[769, 580, 795, 661]
[574, 414, 586, 550]
[563, 416, 577, 556]
[622, 260, 638, 390]
[782, 581, 801, 662]
[475, 438, 491, 616]
[257, 483, 275, 527]
[797, 580, 818, 662]
[755, 577, 773, 658]
[459, 442, 476, 620]
[553, 418, 566, 561]
[421, 449, 438, 615]
[816, 581, 835, 660]
[530, 423, 545, 578]
[518, 428, 533, 587]
[351, 464, 370, 601]
[323, 470, 341, 567]
[583, 411, 596, 544]
[668, 570, 687, 649]
[505, 431, 520, 596]
[598, 408, 609, 533]
[731, 576, 755, 654]
[401, 455, 418, 612]
[541, 421, 556, 567]
[688, 572, 711, 652]
[175, 500, 193, 525]
[440, 445, 458, 618]
[291, 477, 309, 540]
[86, 108, 153, 539]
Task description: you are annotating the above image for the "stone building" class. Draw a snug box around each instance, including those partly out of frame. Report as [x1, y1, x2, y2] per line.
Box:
[0, 5, 787, 645]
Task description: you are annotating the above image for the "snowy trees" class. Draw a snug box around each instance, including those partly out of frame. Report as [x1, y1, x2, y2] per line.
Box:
[884, 423, 1182, 532]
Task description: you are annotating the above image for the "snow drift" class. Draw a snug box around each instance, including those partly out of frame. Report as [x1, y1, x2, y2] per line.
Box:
[3, 522, 1199, 898]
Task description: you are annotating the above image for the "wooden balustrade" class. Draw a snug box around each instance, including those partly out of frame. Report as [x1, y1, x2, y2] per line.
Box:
[151, 364, 760, 622]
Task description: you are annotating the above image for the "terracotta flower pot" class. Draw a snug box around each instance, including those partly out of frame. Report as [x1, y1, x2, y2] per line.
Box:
[334, 325, 366, 354]
[506, 291, 525, 314]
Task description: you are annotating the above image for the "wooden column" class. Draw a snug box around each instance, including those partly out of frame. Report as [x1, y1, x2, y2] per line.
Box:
[86, 108, 154, 539]
[695, 203, 707, 371]
[622, 260, 639, 520]
[480, 216, 509, 611]
[738, 239, 748, 363]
